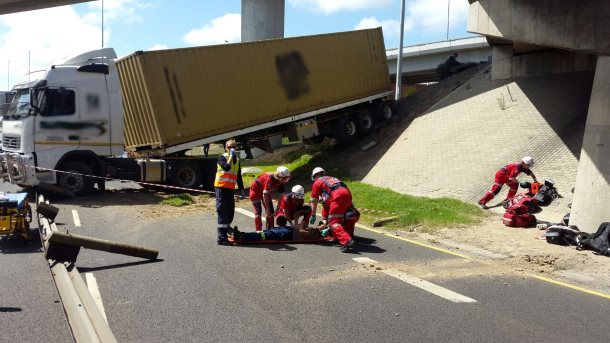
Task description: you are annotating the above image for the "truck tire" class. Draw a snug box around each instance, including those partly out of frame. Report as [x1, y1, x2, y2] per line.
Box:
[170, 161, 202, 190]
[356, 110, 375, 136]
[334, 115, 359, 145]
[375, 100, 395, 121]
[57, 161, 95, 196]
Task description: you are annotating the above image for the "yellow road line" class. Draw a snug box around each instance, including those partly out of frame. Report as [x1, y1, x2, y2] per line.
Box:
[356, 223, 610, 300]
[355, 224, 471, 259]
[530, 274, 610, 300]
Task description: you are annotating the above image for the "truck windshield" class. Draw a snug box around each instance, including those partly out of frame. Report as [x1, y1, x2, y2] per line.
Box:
[1, 89, 31, 119]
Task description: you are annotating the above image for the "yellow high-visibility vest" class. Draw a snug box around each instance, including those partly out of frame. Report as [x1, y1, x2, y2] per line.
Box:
[214, 153, 240, 189]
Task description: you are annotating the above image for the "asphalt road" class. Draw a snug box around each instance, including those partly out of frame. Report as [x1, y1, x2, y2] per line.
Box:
[2, 184, 609, 342]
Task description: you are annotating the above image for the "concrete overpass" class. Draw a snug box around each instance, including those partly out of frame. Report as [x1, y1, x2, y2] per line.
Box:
[0, 0, 92, 15]
[468, 0, 610, 231]
[387, 36, 490, 84]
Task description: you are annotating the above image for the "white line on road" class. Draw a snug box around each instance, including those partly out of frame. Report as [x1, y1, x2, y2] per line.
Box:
[235, 207, 267, 222]
[72, 209, 81, 227]
[85, 273, 108, 323]
[353, 257, 477, 303]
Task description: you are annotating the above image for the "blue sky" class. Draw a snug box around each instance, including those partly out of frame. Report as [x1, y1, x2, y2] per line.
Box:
[0, 0, 474, 91]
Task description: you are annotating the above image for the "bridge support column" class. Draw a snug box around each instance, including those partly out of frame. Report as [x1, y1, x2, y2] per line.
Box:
[241, 0, 284, 42]
[491, 45, 514, 80]
[570, 55, 610, 232]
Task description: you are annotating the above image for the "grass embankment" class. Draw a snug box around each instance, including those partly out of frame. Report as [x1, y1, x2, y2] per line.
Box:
[241, 143, 484, 232]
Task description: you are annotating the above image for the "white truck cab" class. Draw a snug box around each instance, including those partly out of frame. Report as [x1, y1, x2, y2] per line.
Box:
[0, 48, 125, 193]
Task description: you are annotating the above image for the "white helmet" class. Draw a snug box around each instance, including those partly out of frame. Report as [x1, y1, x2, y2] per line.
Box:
[522, 156, 534, 167]
[276, 166, 291, 178]
[311, 167, 325, 180]
[291, 185, 305, 199]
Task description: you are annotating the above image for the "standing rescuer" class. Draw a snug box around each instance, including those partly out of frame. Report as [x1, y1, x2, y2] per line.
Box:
[249, 166, 291, 231]
[309, 167, 356, 253]
[478, 156, 538, 209]
[214, 139, 245, 245]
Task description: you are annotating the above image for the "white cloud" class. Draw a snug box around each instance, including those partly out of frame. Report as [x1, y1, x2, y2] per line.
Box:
[182, 13, 241, 46]
[0, 0, 154, 90]
[149, 43, 168, 51]
[354, 17, 408, 37]
[86, 0, 157, 24]
[289, 0, 392, 14]
[0, 7, 103, 90]
[406, 0, 469, 35]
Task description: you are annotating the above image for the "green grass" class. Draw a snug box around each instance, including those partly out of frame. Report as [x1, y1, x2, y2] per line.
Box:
[348, 182, 484, 231]
[160, 193, 195, 206]
[240, 143, 485, 232]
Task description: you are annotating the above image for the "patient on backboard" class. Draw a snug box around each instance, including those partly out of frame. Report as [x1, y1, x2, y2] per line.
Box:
[229, 216, 322, 242]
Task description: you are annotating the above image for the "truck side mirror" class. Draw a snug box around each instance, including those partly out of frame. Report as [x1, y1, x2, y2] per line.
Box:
[29, 88, 45, 114]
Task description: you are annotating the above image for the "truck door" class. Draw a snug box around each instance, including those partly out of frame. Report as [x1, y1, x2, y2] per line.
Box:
[34, 87, 82, 169]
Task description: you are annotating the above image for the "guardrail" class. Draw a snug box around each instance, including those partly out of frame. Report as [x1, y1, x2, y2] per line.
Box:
[37, 195, 118, 343]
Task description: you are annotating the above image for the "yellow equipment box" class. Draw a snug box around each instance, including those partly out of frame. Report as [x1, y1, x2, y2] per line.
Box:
[0, 193, 32, 242]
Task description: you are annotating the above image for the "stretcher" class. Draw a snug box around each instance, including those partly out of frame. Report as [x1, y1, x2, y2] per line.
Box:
[227, 235, 335, 245]
[0, 193, 32, 242]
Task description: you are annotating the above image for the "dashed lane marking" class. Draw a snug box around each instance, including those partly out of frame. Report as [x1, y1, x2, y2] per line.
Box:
[353, 257, 477, 303]
[85, 273, 108, 323]
[72, 209, 81, 227]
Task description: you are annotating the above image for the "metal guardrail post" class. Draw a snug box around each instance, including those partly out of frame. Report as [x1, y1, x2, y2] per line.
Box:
[38, 195, 118, 343]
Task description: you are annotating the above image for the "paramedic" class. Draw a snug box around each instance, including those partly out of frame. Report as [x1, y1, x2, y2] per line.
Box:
[478, 156, 538, 209]
[249, 166, 291, 231]
[276, 185, 312, 231]
[309, 167, 355, 252]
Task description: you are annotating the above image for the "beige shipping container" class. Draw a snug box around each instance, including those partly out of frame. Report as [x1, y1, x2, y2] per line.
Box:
[117, 28, 390, 150]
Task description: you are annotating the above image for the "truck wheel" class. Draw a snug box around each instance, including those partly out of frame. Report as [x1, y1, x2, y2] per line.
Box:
[57, 161, 95, 196]
[170, 161, 202, 190]
[302, 136, 325, 145]
[334, 115, 359, 145]
[357, 110, 374, 136]
[375, 101, 395, 121]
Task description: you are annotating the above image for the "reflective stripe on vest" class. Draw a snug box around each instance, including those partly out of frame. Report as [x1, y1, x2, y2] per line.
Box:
[214, 153, 240, 188]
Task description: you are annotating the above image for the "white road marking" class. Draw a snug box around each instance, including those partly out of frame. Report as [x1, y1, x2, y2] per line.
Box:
[235, 207, 268, 222]
[352, 257, 477, 303]
[72, 209, 81, 227]
[85, 273, 108, 323]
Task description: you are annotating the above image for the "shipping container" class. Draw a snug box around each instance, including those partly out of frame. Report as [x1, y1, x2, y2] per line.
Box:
[117, 28, 390, 150]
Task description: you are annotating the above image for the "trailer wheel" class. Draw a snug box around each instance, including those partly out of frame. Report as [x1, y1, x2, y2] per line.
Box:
[334, 115, 359, 145]
[356, 110, 375, 136]
[375, 100, 395, 121]
[170, 161, 202, 190]
[57, 161, 95, 196]
[302, 135, 325, 145]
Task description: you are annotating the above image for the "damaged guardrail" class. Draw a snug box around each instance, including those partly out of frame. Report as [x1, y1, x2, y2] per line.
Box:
[37, 195, 159, 342]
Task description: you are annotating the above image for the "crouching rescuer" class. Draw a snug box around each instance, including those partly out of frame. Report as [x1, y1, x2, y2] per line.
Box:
[215, 139, 245, 245]
[478, 156, 538, 209]
[276, 185, 312, 230]
[309, 167, 356, 253]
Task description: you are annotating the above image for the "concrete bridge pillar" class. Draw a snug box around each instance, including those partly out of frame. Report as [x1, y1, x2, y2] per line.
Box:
[241, 0, 284, 42]
[570, 56, 610, 232]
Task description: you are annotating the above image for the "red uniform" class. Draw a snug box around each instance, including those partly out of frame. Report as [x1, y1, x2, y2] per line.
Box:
[249, 173, 284, 231]
[276, 192, 312, 226]
[479, 163, 533, 205]
[311, 176, 353, 245]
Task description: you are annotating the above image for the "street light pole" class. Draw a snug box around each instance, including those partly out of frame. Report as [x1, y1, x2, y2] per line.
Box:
[395, 0, 405, 101]
[446, 0, 450, 40]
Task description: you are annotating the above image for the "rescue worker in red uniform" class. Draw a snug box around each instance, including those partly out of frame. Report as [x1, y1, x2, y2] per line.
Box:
[478, 156, 538, 209]
[214, 139, 245, 245]
[249, 166, 290, 231]
[276, 185, 312, 230]
[317, 196, 360, 238]
[309, 167, 356, 252]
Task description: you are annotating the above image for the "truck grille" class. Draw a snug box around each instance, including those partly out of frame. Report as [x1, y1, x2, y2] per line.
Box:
[2, 134, 20, 150]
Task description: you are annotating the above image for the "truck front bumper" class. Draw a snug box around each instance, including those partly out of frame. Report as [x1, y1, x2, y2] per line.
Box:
[0, 152, 37, 185]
